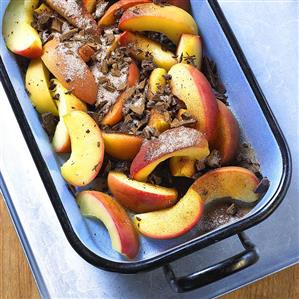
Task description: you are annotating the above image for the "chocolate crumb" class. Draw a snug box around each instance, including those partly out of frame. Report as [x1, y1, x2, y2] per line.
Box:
[41, 112, 59, 140]
[226, 203, 238, 216]
[254, 177, 270, 194]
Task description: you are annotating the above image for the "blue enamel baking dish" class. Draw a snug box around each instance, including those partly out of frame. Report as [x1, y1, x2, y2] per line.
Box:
[0, 0, 291, 292]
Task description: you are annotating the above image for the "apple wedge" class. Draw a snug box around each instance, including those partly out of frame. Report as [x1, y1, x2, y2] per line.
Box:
[25, 59, 58, 115]
[148, 68, 167, 99]
[102, 133, 143, 160]
[119, 3, 198, 44]
[119, 31, 177, 71]
[77, 191, 139, 259]
[61, 111, 104, 186]
[3, 0, 42, 59]
[108, 172, 178, 212]
[130, 126, 210, 181]
[42, 39, 98, 105]
[169, 63, 218, 142]
[101, 62, 140, 126]
[169, 156, 196, 178]
[212, 101, 240, 165]
[191, 166, 261, 204]
[148, 109, 170, 133]
[134, 187, 204, 239]
[51, 79, 87, 153]
[82, 0, 97, 13]
[177, 34, 202, 69]
[134, 166, 261, 239]
[45, 0, 99, 36]
[99, 0, 151, 26]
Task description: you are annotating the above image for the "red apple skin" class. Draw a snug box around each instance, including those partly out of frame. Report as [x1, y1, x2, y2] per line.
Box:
[191, 166, 261, 204]
[130, 127, 209, 181]
[108, 172, 178, 212]
[15, 44, 42, 59]
[127, 61, 140, 87]
[169, 64, 219, 143]
[77, 191, 139, 259]
[212, 100, 240, 165]
[189, 65, 218, 143]
[99, 0, 151, 26]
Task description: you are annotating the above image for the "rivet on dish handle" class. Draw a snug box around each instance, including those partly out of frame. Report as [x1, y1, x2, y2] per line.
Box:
[163, 232, 259, 293]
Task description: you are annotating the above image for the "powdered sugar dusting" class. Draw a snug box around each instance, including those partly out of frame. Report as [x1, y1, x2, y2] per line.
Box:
[56, 42, 86, 80]
[146, 127, 202, 161]
[91, 64, 128, 107]
[49, 0, 93, 29]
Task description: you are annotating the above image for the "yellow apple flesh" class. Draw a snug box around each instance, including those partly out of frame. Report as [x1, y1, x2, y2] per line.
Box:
[119, 31, 177, 71]
[25, 59, 58, 115]
[51, 79, 87, 153]
[119, 3, 198, 44]
[134, 188, 204, 239]
[61, 111, 104, 186]
[3, 0, 42, 59]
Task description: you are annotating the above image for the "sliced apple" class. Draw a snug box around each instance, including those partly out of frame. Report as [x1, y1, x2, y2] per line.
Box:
[118, 3, 198, 44]
[99, 0, 151, 26]
[34, 3, 53, 14]
[212, 101, 240, 165]
[169, 63, 218, 142]
[119, 31, 177, 71]
[83, 0, 97, 13]
[191, 166, 261, 204]
[108, 172, 178, 212]
[177, 34, 202, 69]
[134, 166, 261, 239]
[78, 44, 95, 63]
[25, 59, 58, 115]
[77, 191, 139, 259]
[3, 0, 42, 59]
[101, 62, 140, 126]
[169, 156, 196, 178]
[42, 38, 98, 104]
[51, 79, 87, 153]
[148, 109, 170, 133]
[61, 111, 104, 186]
[45, 0, 99, 36]
[148, 68, 167, 99]
[134, 187, 204, 239]
[130, 126, 209, 181]
[102, 133, 143, 160]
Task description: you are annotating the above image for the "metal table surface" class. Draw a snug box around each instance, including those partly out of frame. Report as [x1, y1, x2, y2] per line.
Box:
[0, 1, 298, 298]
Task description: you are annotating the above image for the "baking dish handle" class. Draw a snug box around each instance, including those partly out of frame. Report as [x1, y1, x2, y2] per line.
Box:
[163, 232, 259, 293]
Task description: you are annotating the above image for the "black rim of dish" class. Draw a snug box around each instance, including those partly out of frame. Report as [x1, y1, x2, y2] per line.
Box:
[0, 0, 292, 274]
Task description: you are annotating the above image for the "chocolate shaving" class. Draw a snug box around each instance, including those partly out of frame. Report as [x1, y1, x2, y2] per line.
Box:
[226, 203, 238, 216]
[41, 113, 59, 140]
[254, 177, 270, 194]
[67, 184, 77, 197]
[51, 18, 62, 32]
[236, 142, 261, 175]
[206, 150, 221, 169]
[60, 28, 79, 41]
[202, 56, 228, 104]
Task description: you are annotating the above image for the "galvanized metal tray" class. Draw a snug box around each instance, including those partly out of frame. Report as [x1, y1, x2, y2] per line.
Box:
[0, 0, 291, 292]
